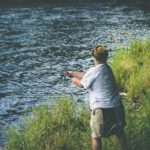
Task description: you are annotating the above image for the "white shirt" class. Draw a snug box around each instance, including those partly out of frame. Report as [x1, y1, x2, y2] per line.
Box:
[81, 63, 121, 110]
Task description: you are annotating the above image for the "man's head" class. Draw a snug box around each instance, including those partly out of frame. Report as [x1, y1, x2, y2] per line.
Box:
[92, 44, 108, 63]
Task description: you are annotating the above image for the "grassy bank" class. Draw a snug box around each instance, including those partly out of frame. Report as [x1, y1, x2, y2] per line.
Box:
[5, 97, 91, 150]
[111, 40, 150, 102]
[5, 40, 150, 150]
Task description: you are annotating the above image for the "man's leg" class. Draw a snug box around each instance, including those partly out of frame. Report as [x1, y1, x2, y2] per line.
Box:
[92, 137, 102, 150]
[116, 133, 128, 150]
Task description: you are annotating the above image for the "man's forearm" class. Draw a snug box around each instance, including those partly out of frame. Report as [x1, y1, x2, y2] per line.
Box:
[71, 72, 85, 78]
[71, 78, 84, 88]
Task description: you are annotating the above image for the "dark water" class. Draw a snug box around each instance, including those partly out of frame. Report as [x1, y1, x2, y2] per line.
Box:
[0, 2, 150, 146]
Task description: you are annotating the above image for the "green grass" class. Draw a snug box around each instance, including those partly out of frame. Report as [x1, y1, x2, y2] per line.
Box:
[5, 96, 91, 150]
[5, 39, 150, 150]
[111, 39, 150, 101]
[126, 97, 150, 150]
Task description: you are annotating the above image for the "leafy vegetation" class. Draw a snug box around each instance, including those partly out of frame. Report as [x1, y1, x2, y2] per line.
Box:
[5, 40, 150, 150]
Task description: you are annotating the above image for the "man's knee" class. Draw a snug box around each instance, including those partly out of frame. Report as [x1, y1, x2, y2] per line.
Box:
[92, 137, 101, 143]
[92, 138, 102, 150]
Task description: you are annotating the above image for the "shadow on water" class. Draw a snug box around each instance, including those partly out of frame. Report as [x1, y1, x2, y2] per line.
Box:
[0, 1, 150, 147]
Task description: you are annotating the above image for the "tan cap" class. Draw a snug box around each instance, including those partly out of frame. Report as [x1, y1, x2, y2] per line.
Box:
[92, 44, 108, 62]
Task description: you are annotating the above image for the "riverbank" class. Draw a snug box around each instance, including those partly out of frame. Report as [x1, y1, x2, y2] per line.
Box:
[4, 39, 150, 150]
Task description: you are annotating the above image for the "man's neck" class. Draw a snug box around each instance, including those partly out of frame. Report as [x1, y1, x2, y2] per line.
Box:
[94, 60, 102, 66]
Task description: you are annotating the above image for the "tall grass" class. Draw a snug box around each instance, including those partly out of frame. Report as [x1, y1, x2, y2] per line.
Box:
[126, 97, 150, 150]
[5, 39, 150, 150]
[5, 96, 91, 150]
[111, 39, 150, 102]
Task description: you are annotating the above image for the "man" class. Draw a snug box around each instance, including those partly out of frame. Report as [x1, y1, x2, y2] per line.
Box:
[66, 44, 128, 150]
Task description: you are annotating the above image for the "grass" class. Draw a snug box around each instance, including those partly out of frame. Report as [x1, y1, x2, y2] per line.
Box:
[5, 96, 91, 150]
[126, 97, 150, 150]
[4, 39, 150, 150]
[111, 39, 150, 102]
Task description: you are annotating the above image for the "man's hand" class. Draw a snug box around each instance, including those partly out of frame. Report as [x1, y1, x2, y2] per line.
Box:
[65, 71, 85, 79]
[65, 71, 85, 88]
[71, 78, 84, 88]
[65, 71, 73, 78]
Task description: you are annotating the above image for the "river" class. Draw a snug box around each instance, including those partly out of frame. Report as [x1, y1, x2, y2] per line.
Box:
[0, 2, 150, 147]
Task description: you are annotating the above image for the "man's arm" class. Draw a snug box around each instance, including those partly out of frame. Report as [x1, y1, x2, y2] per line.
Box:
[66, 71, 85, 79]
[71, 78, 84, 88]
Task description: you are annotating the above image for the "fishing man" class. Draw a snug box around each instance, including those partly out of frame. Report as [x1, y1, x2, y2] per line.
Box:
[66, 44, 128, 150]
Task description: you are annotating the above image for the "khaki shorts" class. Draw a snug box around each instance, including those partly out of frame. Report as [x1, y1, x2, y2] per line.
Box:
[90, 105, 126, 138]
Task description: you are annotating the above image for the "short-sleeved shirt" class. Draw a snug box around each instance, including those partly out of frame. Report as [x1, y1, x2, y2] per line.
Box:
[81, 63, 121, 110]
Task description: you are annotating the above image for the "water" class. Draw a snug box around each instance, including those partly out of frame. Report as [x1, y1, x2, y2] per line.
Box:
[0, 2, 150, 146]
